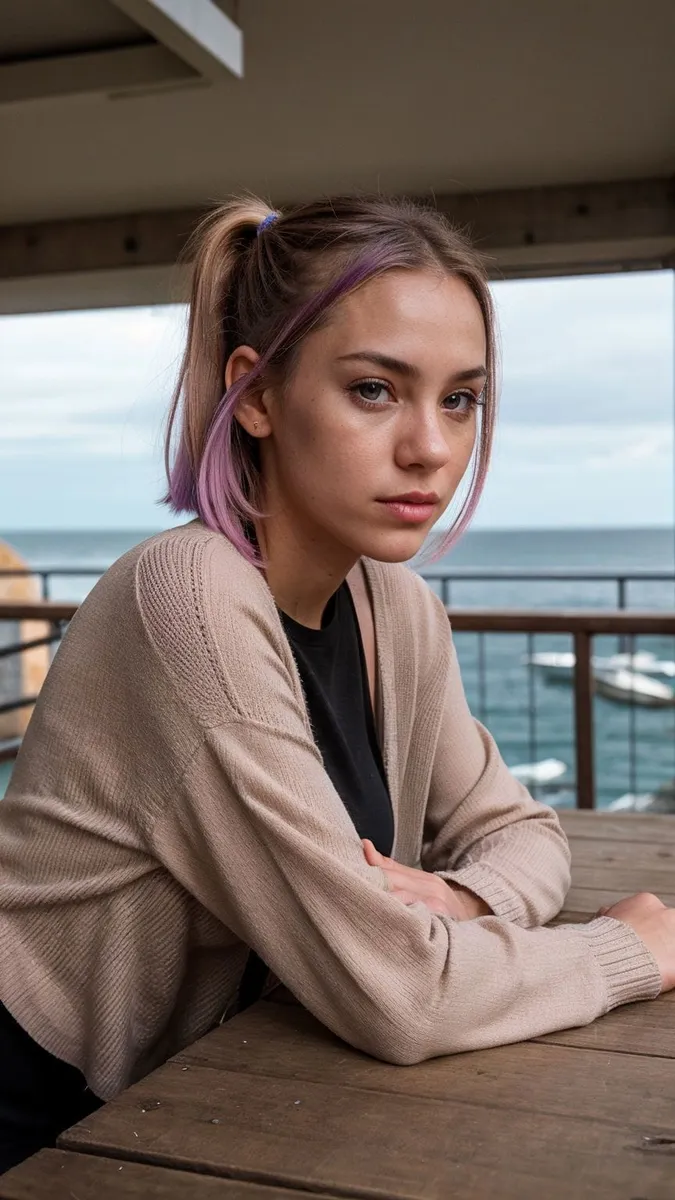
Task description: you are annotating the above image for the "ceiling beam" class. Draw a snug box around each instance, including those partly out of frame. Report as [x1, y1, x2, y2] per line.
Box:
[435, 176, 675, 276]
[0, 43, 197, 105]
[1, 177, 674, 313]
[109, 0, 244, 80]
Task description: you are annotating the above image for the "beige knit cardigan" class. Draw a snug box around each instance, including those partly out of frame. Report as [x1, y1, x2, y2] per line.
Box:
[0, 520, 661, 1100]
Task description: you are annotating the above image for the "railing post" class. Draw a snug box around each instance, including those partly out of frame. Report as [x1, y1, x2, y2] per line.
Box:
[573, 630, 595, 809]
[627, 632, 637, 799]
[617, 577, 628, 653]
[477, 632, 487, 724]
[526, 631, 537, 773]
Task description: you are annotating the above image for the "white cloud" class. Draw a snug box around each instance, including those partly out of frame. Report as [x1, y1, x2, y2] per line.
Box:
[584, 429, 671, 470]
[472, 422, 673, 528]
[488, 422, 673, 472]
[0, 305, 185, 460]
[492, 271, 674, 425]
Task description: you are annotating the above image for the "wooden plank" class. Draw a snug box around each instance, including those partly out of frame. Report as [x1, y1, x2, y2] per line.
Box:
[9, 1149, 669, 1200]
[534, 994, 675, 1057]
[565, 885, 675, 912]
[0, 1148, 335, 1198]
[560, 811, 675, 842]
[571, 864, 675, 893]
[566, 837, 675, 869]
[549, 910, 596, 926]
[175, 1000, 675, 1115]
[58, 1058, 675, 1200]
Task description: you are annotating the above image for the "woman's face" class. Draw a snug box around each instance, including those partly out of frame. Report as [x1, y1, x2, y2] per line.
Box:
[249, 267, 487, 564]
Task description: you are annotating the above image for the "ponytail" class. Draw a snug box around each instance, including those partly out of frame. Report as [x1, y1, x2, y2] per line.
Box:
[164, 196, 274, 516]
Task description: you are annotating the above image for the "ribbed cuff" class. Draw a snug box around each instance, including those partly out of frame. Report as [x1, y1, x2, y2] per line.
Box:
[572, 915, 662, 1010]
[436, 862, 526, 923]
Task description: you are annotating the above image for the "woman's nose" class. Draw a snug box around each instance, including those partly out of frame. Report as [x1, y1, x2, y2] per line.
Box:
[395, 411, 451, 471]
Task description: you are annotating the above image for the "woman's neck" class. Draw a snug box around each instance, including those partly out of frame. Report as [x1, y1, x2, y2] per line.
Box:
[255, 515, 359, 630]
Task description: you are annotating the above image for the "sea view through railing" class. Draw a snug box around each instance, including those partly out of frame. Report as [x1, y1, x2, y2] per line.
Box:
[2, 526, 675, 809]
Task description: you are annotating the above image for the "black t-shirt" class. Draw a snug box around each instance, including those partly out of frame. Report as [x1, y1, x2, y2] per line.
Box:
[279, 578, 394, 856]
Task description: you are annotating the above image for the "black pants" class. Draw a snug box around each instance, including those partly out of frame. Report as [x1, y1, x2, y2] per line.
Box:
[0, 957, 265, 1176]
[0, 1002, 102, 1176]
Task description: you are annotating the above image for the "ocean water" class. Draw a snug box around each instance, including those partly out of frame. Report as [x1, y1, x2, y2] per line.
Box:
[2, 525, 675, 809]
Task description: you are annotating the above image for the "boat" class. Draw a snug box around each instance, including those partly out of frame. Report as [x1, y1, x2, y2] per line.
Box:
[609, 779, 675, 814]
[604, 651, 675, 678]
[525, 649, 675, 681]
[524, 652, 576, 681]
[510, 758, 567, 788]
[524, 652, 675, 706]
[593, 668, 675, 708]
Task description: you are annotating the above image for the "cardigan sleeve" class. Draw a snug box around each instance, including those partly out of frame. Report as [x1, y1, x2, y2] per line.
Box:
[146, 712, 660, 1068]
[421, 634, 572, 928]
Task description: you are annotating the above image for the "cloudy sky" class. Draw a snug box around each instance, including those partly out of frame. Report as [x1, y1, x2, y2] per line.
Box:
[1, 270, 673, 530]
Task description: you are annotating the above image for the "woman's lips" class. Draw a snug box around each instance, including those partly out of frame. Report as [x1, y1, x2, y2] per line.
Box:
[377, 500, 437, 523]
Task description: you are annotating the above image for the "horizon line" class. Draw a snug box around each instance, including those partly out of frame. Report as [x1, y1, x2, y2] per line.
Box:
[2, 524, 674, 536]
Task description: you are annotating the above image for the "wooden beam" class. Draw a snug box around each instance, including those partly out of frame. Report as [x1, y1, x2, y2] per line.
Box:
[0, 209, 203, 279]
[0, 43, 197, 106]
[110, 0, 244, 80]
[435, 176, 675, 278]
[446, 610, 675, 635]
[0, 264, 190, 316]
[1, 177, 674, 312]
[0, 602, 77, 622]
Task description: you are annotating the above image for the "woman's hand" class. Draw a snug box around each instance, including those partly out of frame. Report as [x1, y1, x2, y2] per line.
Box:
[362, 839, 493, 920]
[595, 892, 675, 992]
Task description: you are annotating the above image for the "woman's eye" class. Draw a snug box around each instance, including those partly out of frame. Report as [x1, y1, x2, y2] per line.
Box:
[443, 390, 474, 412]
[353, 381, 390, 404]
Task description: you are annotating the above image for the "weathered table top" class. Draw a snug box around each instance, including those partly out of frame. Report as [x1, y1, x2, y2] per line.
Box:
[3, 810, 675, 1200]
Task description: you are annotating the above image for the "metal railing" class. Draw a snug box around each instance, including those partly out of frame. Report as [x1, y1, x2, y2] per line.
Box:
[418, 568, 675, 610]
[448, 609, 675, 810]
[0, 601, 75, 762]
[2, 598, 675, 809]
[2, 566, 675, 606]
[0, 568, 106, 600]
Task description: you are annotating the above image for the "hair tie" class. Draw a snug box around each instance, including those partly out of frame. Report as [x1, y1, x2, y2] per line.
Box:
[256, 212, 279, 236]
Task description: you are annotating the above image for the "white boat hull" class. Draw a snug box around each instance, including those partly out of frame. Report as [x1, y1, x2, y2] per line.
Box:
[510, 758, 567, 787]
[593, 668, 675, 708]
[524, 653, 675, 706]
[525, 650, 675, 682]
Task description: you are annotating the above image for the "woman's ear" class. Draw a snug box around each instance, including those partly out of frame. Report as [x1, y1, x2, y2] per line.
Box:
[226, 346, 272, 438]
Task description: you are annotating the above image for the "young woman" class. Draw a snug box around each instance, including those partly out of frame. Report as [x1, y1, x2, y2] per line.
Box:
[1, 194, 674, 1175]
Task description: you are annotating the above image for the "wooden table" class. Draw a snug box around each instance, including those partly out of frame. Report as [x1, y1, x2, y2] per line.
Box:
[4, 810, 675, 1200]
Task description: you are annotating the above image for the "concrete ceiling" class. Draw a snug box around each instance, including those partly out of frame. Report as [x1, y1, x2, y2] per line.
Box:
[2, 0, 675, 310]
[2, 0, 147, 61]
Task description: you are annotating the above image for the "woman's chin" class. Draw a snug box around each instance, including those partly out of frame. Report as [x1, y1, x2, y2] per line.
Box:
[357, 527, 432, 564]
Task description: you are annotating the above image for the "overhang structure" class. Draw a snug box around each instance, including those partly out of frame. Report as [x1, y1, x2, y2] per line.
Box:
[1, 0, 674, 313]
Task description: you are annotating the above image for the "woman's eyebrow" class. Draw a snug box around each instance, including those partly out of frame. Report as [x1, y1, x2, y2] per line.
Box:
[336, 351, 487, 384]
[454, 366, 488, 383]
